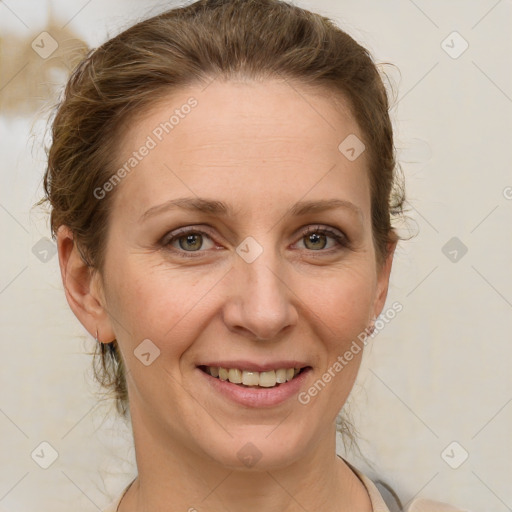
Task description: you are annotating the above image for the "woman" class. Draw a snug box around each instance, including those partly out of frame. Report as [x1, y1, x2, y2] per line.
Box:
[43, 0, 463, 510]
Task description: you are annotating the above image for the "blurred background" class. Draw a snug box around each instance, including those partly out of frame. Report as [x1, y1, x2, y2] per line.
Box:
[0, 0, 511, 510]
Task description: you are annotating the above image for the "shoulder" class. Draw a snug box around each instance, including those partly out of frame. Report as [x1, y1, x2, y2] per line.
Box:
[346, 460, 465, 512]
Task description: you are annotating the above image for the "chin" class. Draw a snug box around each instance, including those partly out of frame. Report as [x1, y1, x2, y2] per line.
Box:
[198, 424, 312, 471]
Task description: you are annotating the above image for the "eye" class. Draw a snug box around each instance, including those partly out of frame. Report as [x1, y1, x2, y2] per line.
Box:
[295, 225, 349, 252]
[162, 228, 216, 257]
[161, 224, 350, 259]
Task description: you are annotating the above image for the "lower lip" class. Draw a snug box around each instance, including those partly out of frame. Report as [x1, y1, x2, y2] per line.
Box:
[197, 367, 312, 408]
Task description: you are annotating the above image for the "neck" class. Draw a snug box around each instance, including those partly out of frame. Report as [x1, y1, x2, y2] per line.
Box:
[117, 406, 372, 512]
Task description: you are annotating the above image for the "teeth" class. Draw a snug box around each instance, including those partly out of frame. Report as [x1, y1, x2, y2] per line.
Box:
[258, 371, 276, 388]
[242, 370, 259, 386]
[275, 369, 287, 383]
[228, 368, 242, 383]
[206, 366, 303, 387]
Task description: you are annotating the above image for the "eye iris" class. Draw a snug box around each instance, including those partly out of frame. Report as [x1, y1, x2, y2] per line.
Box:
[179, 233, 202, 251]
[304, 232, 326, 250]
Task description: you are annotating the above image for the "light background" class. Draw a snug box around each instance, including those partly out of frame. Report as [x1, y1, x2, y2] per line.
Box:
[0, 0, 511, 511]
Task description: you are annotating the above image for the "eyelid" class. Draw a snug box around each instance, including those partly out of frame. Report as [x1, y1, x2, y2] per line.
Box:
[160, 225, 215, 246]
[299, 224, 348, 241]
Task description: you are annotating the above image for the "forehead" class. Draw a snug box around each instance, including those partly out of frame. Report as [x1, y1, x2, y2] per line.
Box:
[112, 79, 370, 218]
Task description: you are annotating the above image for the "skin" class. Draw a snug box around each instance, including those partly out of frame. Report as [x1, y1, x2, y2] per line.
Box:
[58, 78, 396, 512]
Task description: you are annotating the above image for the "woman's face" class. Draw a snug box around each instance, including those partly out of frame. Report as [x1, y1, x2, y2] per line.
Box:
[96, 79, 394, 469]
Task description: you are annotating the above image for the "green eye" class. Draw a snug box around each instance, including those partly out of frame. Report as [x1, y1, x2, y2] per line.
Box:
[163, 228, 216, 257]
[297, 226, 349, 252]
[162, 224, 349, 260]
[178, 233, 204, 251]
[303, 232, 328, 250]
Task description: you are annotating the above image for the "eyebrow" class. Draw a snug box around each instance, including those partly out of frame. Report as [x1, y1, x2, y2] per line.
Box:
[139, 197, 363, 222]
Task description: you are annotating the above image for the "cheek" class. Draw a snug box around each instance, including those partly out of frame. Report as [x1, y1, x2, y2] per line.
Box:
[296, 266, 377, 342]
[103, 256, 218, 352]
[295, 275, 372, 422]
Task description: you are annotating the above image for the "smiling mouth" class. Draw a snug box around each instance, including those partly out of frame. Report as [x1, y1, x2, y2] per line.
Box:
[198, 365, 310, 388]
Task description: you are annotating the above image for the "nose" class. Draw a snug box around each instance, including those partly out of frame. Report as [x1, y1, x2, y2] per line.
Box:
[222, 251, 299, 341]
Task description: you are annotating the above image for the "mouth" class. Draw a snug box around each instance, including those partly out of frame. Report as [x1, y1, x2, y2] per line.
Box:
[197, 365, 311, 389]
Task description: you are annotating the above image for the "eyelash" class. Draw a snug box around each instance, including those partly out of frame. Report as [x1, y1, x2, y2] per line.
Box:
[161, 225, 350, 259]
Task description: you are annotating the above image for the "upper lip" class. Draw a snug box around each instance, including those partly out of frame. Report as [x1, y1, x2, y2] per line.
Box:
[197, 361, 311, 372]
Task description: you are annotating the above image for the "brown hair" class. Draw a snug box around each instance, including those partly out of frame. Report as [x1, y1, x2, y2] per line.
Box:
[42, 0, 405, 437]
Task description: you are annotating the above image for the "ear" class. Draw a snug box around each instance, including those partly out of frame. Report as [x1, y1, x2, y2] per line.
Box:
[372, 240, 397, 320]
[56, 225, 115, 343]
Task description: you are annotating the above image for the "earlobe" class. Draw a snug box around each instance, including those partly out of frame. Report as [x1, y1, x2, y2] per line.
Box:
[56, 225, 115, 342]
